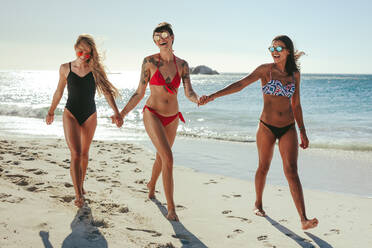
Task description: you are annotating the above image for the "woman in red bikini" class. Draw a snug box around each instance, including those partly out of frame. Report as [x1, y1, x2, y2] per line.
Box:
[199, 35, 318, 230]
[116, 22, 199, 221]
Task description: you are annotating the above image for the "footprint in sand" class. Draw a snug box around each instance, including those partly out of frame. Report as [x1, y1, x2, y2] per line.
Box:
[324, 229, 340, 236]
[99, 161, 107, 166]
[25, 168, 47, 175]
[134, 179, 146, 184]
[161, 203, 187, 210]
[124, 157, 136, 163]
[257, 235, 268, 241]
[46, 160, 57, 164]
[119, 207, 129, 213]
[92, 219, 111, 228]
[52, 195, 75, 203]
[227, 229, 244, 239]
[222, 210, 232, 214]
[23, 157, 36, 161]
[57, 163, 69, 169]
[26, 186, 39, 192]
[226, 215, 252, 223]
[96, 177, 107, 182]
[126, 227, 162, 237]
[0, 193, 24, 203]
[64, 182, 73, 188]
[146, 242, 175, 248]
[111, 180, 121, 188]
[204, 179, 218, 185]
[222, 194, 242, 198]
[133, 168, 142, 173]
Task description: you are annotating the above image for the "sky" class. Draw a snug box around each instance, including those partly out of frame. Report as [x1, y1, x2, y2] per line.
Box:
[1, 0, 372, 74]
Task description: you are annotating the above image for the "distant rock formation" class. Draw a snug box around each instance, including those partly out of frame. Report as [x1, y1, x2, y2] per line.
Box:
[190, 65, 219, 75]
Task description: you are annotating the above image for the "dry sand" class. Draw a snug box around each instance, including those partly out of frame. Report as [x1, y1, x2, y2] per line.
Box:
[0, 137, 371, 247]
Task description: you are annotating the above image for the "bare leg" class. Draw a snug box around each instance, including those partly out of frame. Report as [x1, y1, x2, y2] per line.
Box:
[278, 127, 318, 230]
[63, 109, 84, 208]
[254, 122, 276, 216]
[80, 113, 97, 195]
[147, 121, 178, 199]
[143, 109, 179, 221]
[147, 153, 162, 199]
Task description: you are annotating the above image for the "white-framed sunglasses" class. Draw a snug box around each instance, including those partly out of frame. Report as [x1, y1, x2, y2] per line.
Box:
[153, 32, 170, 41]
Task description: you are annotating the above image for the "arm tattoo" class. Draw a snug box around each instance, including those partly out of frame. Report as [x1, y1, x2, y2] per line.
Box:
[181, 61, 190, 85]
[141, 58, 150, 85]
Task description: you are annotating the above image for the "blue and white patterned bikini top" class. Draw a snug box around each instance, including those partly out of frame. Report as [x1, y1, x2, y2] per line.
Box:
[262, 72, 295, 98]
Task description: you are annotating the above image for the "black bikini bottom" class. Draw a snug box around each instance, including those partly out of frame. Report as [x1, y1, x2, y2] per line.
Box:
[260, 120, 295, 139]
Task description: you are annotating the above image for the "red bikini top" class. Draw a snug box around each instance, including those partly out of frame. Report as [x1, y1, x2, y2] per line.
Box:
[149, 54, 181, 94]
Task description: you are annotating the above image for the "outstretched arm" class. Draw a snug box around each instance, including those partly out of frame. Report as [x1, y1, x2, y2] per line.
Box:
[181, 60, 199, 104]
[46, 64, 68, 125]
[199, 65, 264, 105]
[119, 57, 150, 118]
[291, 72, 309, 149]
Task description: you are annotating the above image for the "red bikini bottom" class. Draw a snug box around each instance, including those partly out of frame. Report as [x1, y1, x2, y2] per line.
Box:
[143, 105, 185, 127]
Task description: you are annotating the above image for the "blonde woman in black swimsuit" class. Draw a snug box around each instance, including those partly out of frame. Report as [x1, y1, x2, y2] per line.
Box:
[46, 34, 123, 208]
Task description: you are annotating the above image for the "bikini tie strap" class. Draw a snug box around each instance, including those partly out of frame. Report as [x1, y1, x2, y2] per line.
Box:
[178, 112, 185, 123]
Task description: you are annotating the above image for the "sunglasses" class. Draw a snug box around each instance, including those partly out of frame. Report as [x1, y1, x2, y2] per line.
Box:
[76, 51, 91, 59]
[153, 32, 170, 42]
[268, 46, 286, 52]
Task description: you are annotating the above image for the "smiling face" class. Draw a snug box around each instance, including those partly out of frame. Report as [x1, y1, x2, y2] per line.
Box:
[75, 42, 92, 62]
[270, 40, 289, 64]
[153, 31, 174, 50]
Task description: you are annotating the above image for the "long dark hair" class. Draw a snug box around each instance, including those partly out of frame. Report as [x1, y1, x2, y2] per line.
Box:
[273, 35, 304, 75]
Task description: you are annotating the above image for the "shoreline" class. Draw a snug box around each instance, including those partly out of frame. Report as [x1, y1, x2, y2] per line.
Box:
[1, 125, 372, 197]
[1, 136, 372, 247]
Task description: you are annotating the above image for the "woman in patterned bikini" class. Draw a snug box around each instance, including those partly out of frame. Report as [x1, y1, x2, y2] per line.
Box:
[116, 22, 199, 221]
[199, 35, 318, 230]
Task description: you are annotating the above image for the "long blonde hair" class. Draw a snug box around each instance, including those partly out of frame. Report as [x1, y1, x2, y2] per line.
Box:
[75, 34, 120, 98]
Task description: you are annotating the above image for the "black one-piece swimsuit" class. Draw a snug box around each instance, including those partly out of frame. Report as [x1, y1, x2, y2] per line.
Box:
[65, 62, 96, 125]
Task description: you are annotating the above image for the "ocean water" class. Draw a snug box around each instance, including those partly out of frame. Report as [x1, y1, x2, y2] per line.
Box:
[1, 71, 371, 151]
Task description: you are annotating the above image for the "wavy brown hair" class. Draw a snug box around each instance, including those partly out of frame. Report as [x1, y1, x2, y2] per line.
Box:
[272, 35, 305, 76]
[75, 34, 120, 98]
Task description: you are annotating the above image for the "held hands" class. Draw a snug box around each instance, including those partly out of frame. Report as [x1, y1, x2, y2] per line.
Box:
[45, 112, 54, 125]
[110, 112, 124, 128]
[299, 129, 309, 149]
[198, 95, 214, 106]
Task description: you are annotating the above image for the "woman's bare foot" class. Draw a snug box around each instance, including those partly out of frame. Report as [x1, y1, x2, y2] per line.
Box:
[166, 209, 179, 221]
[301, 218, 319, 230]
[74, 196, 84, 208]
[147, 181, 156, 199]
[254, 202, 266, 217]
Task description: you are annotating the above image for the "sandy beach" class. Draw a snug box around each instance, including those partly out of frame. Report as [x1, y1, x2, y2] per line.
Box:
[0, 137, 371, 248]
